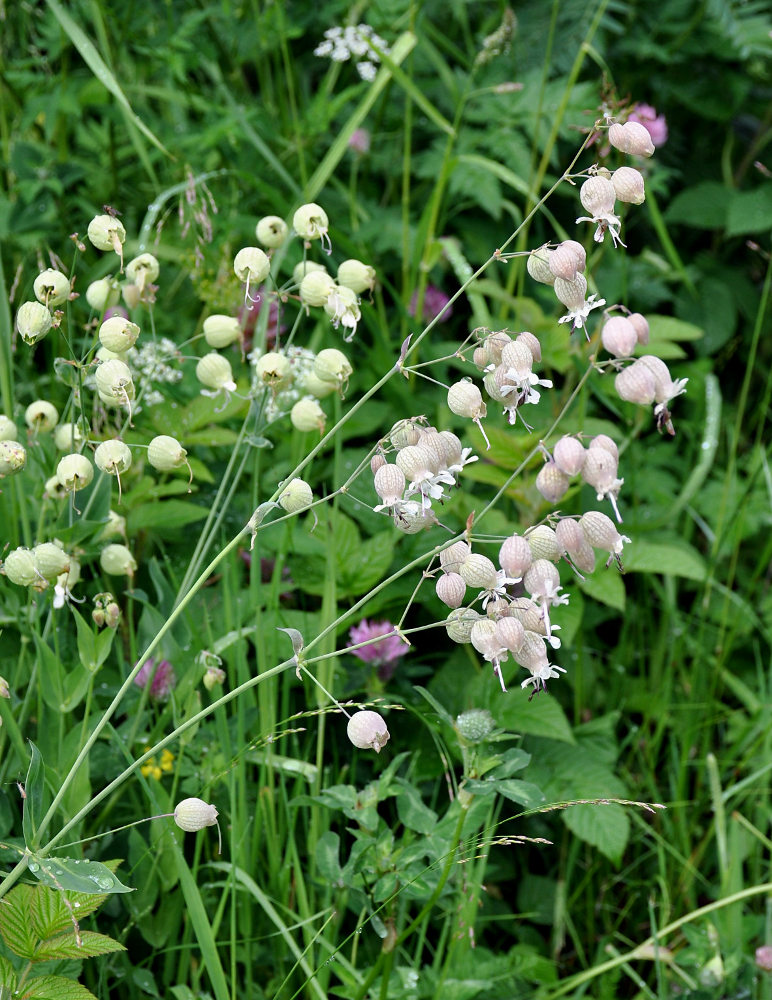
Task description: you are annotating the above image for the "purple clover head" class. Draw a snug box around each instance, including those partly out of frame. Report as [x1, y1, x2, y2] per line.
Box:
[134, 658, 176, 701]
[408, 285, 453, 325]
[348, 128, 371, 155]
[349, 619, 409, 681]
[628, 103, 668, 147]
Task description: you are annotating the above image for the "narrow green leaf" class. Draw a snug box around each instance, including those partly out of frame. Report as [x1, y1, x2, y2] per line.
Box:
[314, 831, 342, 883]
[23, 743, 46, 849]
[45, 0, 172, 160]
[31, 635, 65, 713]
[171, 846, 230, 1000]
[28, 857, 133, 895]
[413, 686, 455, 728]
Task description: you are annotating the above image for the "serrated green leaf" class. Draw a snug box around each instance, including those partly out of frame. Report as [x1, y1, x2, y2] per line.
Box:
[29, 881, 110, 939]
[29, 857, 133, 895]
[33, 930, 125, 962]
[492, 778, 546, 809]
[561, 802, 629, 864]
[19, 973, 97, 999]
[624, 539, 706, 580]
[314, 831, 342, 884]
[0, 955, 17, 990]
[0, 883, 39, 958]
[496, 690, 575, 743]
[23, 743, 46, 849]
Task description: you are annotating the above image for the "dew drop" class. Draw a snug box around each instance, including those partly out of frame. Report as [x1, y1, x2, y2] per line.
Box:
[28, 862, 39, 872]
[91, 875, 114, 889]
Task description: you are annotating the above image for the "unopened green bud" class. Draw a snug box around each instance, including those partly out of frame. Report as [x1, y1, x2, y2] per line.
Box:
[33, 269, 70, 307]
[256, 216, 288, 248]
[0, 441, 26, 477]
[290, 397, 325, 433]
[148, 435, 188, 472]
[254, 352, 292, 389]
[292, 260, 327, 286]
[278, 478, 313, 513]
[16, 301, 53, 345]
[313, 348, 352, 388]
[33, 542, 70, 582]
[299, 270, 335, 307]
[2, 548, 38, 586]
[233, 247, 270, 284]
[196, 352, 236, 391]
[445, 607, 481, 644]
[85, 277, 121, 312]
[53, 422, 84, 451]
[25, 400, 59, 432]
[337, 259, 376, 293]
[99, 316, 140, 353]
[95, 440, 132, 475]
[100, 543, 137, 577]
[203, 314, 241, 349]
[0, 416, 18, 441]
[57, 453, 94, 492]
[92, 591, 121, 628]
[203, 665, 226, 691]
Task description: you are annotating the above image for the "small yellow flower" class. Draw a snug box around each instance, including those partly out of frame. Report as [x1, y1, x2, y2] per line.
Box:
[140, 746, 175, 780]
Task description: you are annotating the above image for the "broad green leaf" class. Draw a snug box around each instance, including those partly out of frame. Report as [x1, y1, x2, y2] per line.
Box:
[28, 857, 133, 895]
[29, 881, 110, 939]
[624, 538, 706, 580]
[395, 785, 438, 834]
[561, 802, 630, 865]
[20, 974, 96, 999]
[338, 531, 394, 597]
[493, 779, 546, 809]
[726, 185, 772, 236]
[0, 883, 38, 958]
[33, 930, 125, 962]
[31, 635, 65, 713]
[127, 499, 208, 534]
[314, 831, 342, 884]
[646, 314, 704, 343]
[496, 690, 574, 743]
[0, 956, 17, 990]
[23, 743, 46, 848]
[664, 181, 730, 229]
[579, 569, 626, 611]
[70, 608, 114, 675]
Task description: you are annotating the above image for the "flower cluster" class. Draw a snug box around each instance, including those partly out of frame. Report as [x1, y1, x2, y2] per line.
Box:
[313, 24, 391, 82]
[349, 619, 409, 681]
[536, 433, 624, 522]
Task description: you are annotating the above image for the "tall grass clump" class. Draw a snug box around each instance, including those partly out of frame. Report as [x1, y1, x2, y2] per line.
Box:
[1, 2, 771, 999]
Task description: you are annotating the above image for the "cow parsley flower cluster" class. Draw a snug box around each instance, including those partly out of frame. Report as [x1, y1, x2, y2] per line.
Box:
[313, 24, 391, 82]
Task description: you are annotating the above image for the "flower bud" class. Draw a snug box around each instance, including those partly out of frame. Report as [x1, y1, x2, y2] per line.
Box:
[203, 665, 226, 690]
[455, 709, 495, 744]
[601, 315, 637, 358]
[295, 369, 337, 399]
[495, 616, 525, 653]
[95, 440, 132, 475]
[16, 301, 53, 345]
[99, 316, 140, 354]
[337, 259, 376, 293]
[535, 461, 570, 503]
[611, 166, 645, 205]
[608, 121, 655, 158]
[526, 524, 560, 562]
[125, 253, 160, 290]
[553, 272, 587, 311]
[293, 203, 329, 242]
[579, 511, 630, 555]
[313, 348, 352, 388]
[148, 435, 188, 472]
[526, 247, 555, 285]
[174, 797, 219, 832]
[580, 176, 616, 217]
[233, 246, 270, 284]
[439, 541, 471, 574]
[445, 607, 481, 643]
[591, 434, 619, 461]
[459, 553, 498, 590]
[499, 534, 532, 578]
[389, 419, 422, 449]
[436, 572, 466, 609]
[95, 359, 135, 402]
[553, 435, 586, 476]
[2, 548, 38, 586]
[0, 416, 18, 442]
[203, 314, 241, 349]
[346, 710, 390, 752]
[299, 271, 335, 310]
[374, 464, 406, 506]
[256, 215, 289, 248]
[548, 240, 586, 281]
[100, 543, 137, 576]
[290, 397, 326, 433]
[95, 345, 128, 364]
[615, 361, 657, 405]
[33, 269, 70, 307]
[448, 381, 486, 420]
[87, 214, 127, 266]
[196, 352, 236, 391]
[57, 453, 94, 492]
[370, 453, 387, 475]
[25, 400, 59, 432]
[93, 592, 121, 629]
[554, 517, 586, 555]
[100, 509, 127, 539]
[516, 331, 542, 363]
[278, 478, 313, 513]
[0, 441, 26, 477]
[33, 542, 70, 582]
[292, 260, 328, 286]
[627, 312, 649, 345]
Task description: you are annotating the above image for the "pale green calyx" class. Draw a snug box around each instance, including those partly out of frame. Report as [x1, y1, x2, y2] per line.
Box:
[278, 478, 314, 513]
[290, 397, 326, 433]
[95, 359, 135, 401]
[32, 542, 70, 582]
[57, 453, 94, 492]
[16, 301, 53, 345]
[299, 270, 335, 307]
[85, 277, 121, 312]
[254, 352, 292, 389]
[125, 253, 160, 291]
[0, 416, 18, 442]
[94, 439, 132, 476]
[33, 269, 70, 307]
[337, 259, 376, 294]
[293, 203, 330, 251]
[196, 352, 236, 391]
[0, 441, 27, 477]
[148, 435, 188, 473]
[2, 548, 38, 586]
[53, 422, 84, 451]
[203, 314, 242, 349]
[99, 316, 140, 354]
[233, 247, 270, 284]
[87, 214, 127, 269]
[256, 215, 289, 248]
[292, 260, 327, 286]
[313, 348, 352, 388]
[100, 543, 137, 577]
[25, 400, 59, 432]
